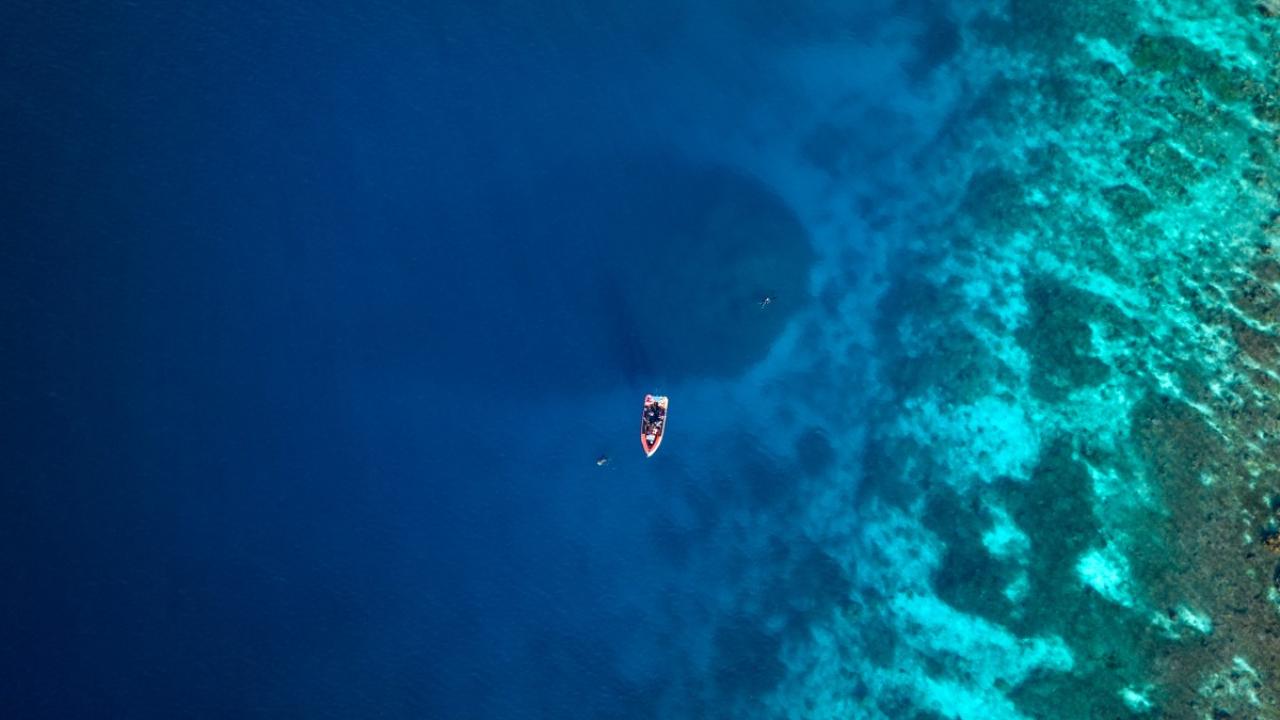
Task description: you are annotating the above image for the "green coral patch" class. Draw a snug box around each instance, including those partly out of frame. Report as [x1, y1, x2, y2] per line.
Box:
[1100, 183, 1156, 223]
[1017, 275, 1114, 401]
[924, 485, 1018, 626]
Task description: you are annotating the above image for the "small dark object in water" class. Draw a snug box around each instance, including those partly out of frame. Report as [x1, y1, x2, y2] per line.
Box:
[1264, 531, 1280, 553]
[759, 295, 775, 309]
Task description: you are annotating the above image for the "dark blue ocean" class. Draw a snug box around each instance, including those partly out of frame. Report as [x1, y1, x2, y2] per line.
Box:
[6, 0, 1191, 718]
[6, 2, 845, 714]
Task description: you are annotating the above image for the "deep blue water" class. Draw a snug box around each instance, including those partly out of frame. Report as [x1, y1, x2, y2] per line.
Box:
[1, 1, 960, 717]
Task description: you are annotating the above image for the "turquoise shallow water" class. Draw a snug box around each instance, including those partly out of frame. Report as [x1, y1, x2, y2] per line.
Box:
[648, 1, 1280, 718]
[712, 2, 1280, 718]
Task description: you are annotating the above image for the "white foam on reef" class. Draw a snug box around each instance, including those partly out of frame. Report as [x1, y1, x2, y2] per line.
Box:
[1076, 546, 1137, 608]
[982, 505, 1030, 561]
[1176, 605, 1213, 635]
[1078, 36, 1135, 74]
[1004, 571, 1030, 604]
[1121, 686, 1155, 713]
[1199, 656, 1263, 708]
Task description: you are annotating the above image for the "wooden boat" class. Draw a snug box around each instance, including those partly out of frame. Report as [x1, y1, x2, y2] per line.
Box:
[641, 394, 669, 457]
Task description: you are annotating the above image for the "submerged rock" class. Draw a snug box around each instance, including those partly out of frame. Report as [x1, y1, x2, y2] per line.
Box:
[586, 160, 815, 382]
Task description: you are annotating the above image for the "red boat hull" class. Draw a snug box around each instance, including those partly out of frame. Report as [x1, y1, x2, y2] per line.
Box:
[641, 394, 669, 457]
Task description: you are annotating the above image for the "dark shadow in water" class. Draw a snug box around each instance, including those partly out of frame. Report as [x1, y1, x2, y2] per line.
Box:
[403, 155, 815, 395]
[521, 629, 662, 720]
[591, 160, 814, 384]
[597, 275, 657, 387]
[709, 615, 785, 700]
[794, 426, 836, 478]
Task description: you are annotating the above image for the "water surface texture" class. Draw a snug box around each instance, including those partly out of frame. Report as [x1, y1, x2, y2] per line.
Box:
[5, 1, 1280, 718]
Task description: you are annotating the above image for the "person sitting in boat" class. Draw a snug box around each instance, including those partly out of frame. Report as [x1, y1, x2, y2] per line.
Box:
[645, 404, 664, 425]
[643, 406, 664, 437]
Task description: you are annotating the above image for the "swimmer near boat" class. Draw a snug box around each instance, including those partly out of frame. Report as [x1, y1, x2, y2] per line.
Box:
[641, 394, 669, 457]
